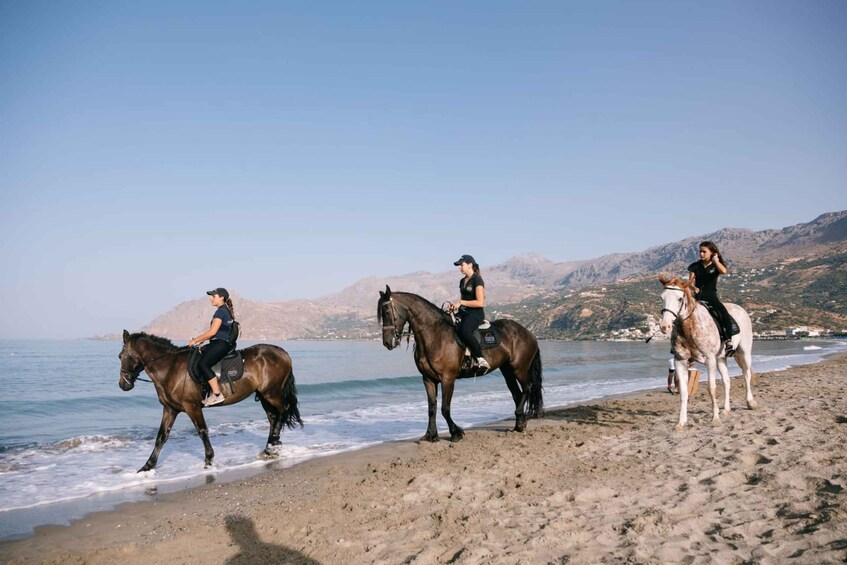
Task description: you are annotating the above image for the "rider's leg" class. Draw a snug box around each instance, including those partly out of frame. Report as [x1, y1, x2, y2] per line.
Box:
[458, 312, 488, 369]
[198, 340, 230, 402]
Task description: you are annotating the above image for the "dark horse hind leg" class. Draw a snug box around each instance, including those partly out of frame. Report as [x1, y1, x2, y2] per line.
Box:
[139, 405, 179, 472]
[440, 379, 465, 442]
[258, 395, 283, 458]
[501, 365, 529, 432]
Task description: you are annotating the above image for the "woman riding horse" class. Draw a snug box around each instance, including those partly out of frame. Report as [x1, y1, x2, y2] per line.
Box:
[378, 286, 543, 442]
[119, 331, 302, 471]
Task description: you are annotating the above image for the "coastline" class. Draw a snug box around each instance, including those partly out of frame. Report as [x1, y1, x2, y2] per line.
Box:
[3, 353, 847, 563]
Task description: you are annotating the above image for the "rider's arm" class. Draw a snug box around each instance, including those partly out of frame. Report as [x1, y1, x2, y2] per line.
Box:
[713, 254, 728, 275]
[458, 285, 486, 309]
[188, 318, 222, 346]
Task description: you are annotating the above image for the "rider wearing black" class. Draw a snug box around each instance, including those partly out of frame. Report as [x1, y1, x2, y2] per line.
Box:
[188, 287, 237, 406]
[452, 254, 489, 370]
[688, 241, 735, 356]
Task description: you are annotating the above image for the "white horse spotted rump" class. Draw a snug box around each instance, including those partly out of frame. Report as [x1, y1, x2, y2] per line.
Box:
[658, 276, 758, 429]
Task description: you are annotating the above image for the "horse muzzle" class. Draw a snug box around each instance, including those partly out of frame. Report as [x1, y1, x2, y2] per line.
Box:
[119, 371, 137, 391]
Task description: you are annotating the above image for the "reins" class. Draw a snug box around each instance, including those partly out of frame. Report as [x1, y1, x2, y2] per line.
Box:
[123, 345, 193, 385]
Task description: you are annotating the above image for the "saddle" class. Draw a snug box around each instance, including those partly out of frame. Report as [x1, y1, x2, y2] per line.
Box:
[699, 301, 740, 341]
[188, 346, 245, 395]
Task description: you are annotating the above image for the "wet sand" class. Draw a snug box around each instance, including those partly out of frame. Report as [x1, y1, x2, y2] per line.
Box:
[2, 354, 846, 564]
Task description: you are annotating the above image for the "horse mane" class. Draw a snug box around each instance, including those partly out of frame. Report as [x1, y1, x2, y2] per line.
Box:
[393, 292, 454, 324]
[131, 332, 181, 351]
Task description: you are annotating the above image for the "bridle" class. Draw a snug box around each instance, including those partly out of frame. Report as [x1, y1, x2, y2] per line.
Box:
[120, 345, 191, 386]
[381, 298, 412, 346]
[661, 286, 693, 323]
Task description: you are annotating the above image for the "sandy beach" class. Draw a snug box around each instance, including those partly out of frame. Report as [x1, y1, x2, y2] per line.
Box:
[2, 353, 846, 564]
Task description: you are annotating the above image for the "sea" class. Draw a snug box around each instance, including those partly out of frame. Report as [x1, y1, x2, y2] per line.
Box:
[0, 337, 844, 541]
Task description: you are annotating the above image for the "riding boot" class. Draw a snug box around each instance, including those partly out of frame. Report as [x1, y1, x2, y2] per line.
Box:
[724, 339, 735, 357]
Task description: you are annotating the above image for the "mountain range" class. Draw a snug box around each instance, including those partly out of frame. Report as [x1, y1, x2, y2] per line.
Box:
[135, 210, 847, 340]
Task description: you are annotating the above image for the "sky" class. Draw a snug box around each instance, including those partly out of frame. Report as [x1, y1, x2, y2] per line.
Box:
[1, 1, 845, 339]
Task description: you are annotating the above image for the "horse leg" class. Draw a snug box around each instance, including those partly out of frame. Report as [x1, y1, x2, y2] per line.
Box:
[734, 345, 758, 409]
[501, 364, 527, 432]
[705, 357, 721, 425]
[717, 356, 732, 415]
[421, 378, 440, 442]
[184, 406, 215, 467]
[258, 395, 283, 458]
[440, 377, 464, 442]
[139, 406, 179, 472]
[674, 359, 690, 430]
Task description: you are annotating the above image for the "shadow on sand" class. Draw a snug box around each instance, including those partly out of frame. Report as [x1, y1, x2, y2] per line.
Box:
[225, 515, 319, 565]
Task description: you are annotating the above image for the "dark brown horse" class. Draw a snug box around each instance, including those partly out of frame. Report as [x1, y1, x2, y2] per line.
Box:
[118, 330, 302, 471]
[378, 286, 543, 442]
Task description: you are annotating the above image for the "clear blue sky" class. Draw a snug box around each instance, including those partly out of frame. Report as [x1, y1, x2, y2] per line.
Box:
[2, 1, 845, 339]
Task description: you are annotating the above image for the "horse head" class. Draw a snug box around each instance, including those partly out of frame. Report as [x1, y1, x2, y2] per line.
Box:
[658, 276, 694, 334]
[118, 330, 144, 391]
[377, 285, 407, 350]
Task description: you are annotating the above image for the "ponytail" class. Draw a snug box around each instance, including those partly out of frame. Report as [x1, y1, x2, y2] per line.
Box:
[225, 298, 236, 320]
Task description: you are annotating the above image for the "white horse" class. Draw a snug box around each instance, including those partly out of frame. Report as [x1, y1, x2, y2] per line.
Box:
[658, 276, 757, 429]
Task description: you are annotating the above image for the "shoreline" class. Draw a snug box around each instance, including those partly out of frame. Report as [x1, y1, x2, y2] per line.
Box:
[0, 347, 829, 543]
[3, 353, 846, 563]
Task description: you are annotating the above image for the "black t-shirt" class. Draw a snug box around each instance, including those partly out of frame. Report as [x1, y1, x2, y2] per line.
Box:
[688, 260, 720, 301]
[459, 273, 485, 313]
[212, 306, 234, 341]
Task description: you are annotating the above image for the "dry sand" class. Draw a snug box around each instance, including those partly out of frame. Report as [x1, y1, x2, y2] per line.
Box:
[2, 353, 846, 564]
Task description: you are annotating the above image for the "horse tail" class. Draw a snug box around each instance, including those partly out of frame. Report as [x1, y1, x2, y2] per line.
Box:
[281, 370, 304, 430]
[526, 349, 544, 418]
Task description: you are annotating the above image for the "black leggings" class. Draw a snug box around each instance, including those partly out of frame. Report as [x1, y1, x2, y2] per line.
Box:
[198, 339, 233, 382]
[458, 308, 485, 358]
[700, 295, 733, 341]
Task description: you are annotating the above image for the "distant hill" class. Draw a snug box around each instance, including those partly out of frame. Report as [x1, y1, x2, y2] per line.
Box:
[138, 210, 847, 340]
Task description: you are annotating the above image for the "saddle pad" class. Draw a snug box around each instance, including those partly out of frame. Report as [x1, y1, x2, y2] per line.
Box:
[454, 323, 500, 351]
[187, 348, 243, 385]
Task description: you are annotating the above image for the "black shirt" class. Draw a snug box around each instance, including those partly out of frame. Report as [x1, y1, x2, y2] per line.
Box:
[688, 260, 721, 301]
[459, 273, 485, 313]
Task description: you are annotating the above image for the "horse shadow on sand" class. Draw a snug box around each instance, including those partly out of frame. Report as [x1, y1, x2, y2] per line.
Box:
[225, 515, 319, 565]
[541, 403, 663, 427]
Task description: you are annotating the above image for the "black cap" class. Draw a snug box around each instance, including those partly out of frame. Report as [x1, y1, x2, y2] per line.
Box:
[206, 287, 229, 300]
[453, 254, 476, 266]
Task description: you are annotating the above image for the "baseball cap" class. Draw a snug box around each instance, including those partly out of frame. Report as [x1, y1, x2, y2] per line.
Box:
[206, 287, 230, 300]
[453, 254, 476, 266]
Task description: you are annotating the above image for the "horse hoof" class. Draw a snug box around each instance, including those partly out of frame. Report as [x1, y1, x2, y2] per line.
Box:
[137, 465, 153, 473]
[259, 449, 279, 460]
[450, 433, 464, 442]
[419, 434, 440, 443]
[747, 399, 758, 410]
[674, 423, 686, 432]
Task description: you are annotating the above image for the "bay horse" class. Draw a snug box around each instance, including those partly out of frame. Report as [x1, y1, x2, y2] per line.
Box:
[118, 330, 303, 471]
[658, 276, 757, 429]
[377, 286, 543, 442]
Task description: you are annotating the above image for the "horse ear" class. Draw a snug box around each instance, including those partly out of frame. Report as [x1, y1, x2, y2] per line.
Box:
[379, 290, 385, 298]
[659, 274, 670, 286]
[123, 329, 129, 343]
[385, 285, 391, 296]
